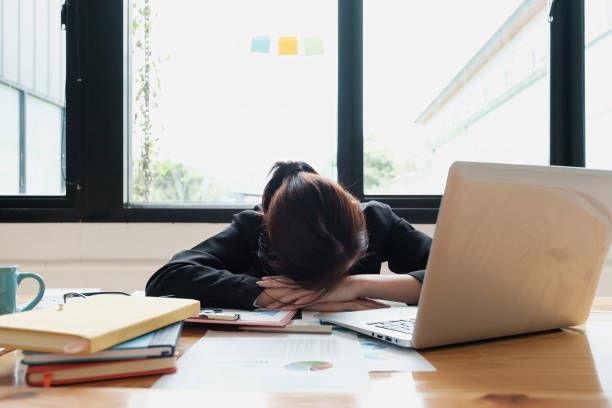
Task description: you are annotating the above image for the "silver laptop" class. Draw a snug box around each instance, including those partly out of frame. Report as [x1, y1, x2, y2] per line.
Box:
[319, 162, 612, 349]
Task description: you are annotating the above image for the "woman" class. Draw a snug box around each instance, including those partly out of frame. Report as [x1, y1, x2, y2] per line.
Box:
[145, 161, 432, 311]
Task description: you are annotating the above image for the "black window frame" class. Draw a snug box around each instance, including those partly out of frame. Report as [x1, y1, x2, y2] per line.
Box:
[0, 0, 584, 223]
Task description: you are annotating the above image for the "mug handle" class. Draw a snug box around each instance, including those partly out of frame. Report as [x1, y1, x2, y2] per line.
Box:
[16, 272, 46, 312]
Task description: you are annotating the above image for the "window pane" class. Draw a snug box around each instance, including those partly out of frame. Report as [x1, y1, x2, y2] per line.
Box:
[364, 0, 550, 195]
[19, 0, 35, 89]
[34, 0, 50, 95]
[128, 0, 338, 204]
[2, 0, 19, 82]
[48, 0, 66, 102]
[0, 84, 19, 194]
[0, 0, 65, 196]
[25, 96, 64, 195]
[585, 0, 612, 170]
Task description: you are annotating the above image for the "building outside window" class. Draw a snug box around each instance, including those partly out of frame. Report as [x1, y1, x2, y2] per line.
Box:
[0, 0, 66, 196]
[364, 0, 550, 195]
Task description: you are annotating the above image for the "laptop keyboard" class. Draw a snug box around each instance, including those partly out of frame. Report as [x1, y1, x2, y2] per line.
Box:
[366, 318, 416, 335]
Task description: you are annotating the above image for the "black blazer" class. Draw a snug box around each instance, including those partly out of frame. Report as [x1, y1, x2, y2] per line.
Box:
[145, 201, 432, 309]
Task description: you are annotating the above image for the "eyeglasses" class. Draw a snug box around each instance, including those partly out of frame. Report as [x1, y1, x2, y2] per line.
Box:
[62, 291, 130, 303]
[61, 291, 176, 303]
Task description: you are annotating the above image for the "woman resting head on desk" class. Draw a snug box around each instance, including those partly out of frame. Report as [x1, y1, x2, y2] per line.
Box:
[145, 161, 432, 311]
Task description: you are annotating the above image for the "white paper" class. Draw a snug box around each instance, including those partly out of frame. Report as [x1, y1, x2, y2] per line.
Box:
[154, 330, 370, 392]
[34, 288, 101, 310]
[303, 310, 435, 372]
[355, 333, 436, 372]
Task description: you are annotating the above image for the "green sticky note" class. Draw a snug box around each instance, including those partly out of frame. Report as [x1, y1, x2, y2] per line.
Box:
[304, 36, 324, 56]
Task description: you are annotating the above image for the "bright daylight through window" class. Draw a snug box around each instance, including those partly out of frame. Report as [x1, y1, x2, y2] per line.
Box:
[586, 0, 612, 170]
[0, 0, 66, 196]
[364, 0, 550, 195]
[128, 0, 337, 204]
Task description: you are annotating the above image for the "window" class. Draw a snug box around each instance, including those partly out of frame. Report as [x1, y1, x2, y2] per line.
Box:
[0, 84, 19, 194]
[0, 0, 66, 196]
[25, 95, 65, 195]
[0, 0, 588, 223]
[127, 0, 338, 205]
[364, 0, 550, 195]
[585, 0, 612, 170]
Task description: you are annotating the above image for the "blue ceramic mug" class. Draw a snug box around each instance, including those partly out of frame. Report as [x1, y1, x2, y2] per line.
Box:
[0, 265, 45, 315]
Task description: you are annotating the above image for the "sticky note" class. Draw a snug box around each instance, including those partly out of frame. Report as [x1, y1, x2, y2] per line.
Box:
[304, 36, 324, 56]
[251, 36, 271, 53]
[278, 36, 298, 56]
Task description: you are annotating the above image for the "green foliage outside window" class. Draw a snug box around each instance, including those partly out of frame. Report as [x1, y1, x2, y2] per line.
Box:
[363, 134, 396, 193]
[132, 159, 228, 203]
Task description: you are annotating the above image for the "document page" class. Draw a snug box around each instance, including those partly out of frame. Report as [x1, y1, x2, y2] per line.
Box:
[154, 330, 370, 392]
[355, 333, 436, 372]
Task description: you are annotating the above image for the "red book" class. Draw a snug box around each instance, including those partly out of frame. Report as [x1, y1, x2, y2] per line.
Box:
[26, 356, 176, 386]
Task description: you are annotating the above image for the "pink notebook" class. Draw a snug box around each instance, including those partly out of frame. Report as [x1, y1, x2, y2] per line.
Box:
[186, 309, 296, 327]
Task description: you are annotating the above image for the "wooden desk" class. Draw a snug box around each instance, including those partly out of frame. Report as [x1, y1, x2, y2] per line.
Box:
[1, 299, 612, 407]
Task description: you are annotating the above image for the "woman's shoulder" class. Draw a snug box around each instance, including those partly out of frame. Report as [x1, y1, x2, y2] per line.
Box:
[360, 200, 396, 220]
[359, 200, 407, 234]
[231, 209, 264, 232]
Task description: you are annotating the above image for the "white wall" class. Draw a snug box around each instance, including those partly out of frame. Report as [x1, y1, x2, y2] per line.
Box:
[0, 223, 228, 294]
[1, 223, 612, 296]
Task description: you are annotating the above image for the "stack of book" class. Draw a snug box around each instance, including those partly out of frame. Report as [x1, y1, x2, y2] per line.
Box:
[22, 321, 183, 386]
[0, 295, 200, 386]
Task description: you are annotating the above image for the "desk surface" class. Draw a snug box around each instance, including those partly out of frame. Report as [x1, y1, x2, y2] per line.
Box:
[1, 299, 612, 407]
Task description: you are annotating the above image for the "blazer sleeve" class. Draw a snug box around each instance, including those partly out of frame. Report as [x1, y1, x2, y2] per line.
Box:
[367, 202, 432, 282]
[145, 213, 264, 309]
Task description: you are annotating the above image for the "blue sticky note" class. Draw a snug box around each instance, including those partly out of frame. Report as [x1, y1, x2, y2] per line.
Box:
[251, 36, 271, 53]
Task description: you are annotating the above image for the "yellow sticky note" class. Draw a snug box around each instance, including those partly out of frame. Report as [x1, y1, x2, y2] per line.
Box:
[278, 37, 298, 56]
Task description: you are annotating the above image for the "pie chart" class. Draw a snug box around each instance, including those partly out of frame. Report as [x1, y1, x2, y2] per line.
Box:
[284, 361, 333, 372]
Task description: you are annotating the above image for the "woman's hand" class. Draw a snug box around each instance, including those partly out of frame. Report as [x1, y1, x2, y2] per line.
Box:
[302, 297, 390, 312]
[254, 286, 321, 310]
[256, 276, 364, 309]
[256, 274, 423, 309]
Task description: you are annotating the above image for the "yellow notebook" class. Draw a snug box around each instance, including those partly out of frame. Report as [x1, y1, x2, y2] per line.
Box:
[0, 295, 200, 354]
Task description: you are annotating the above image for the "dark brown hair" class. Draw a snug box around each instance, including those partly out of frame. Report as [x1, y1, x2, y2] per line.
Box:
[260, 161, 368, 292]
